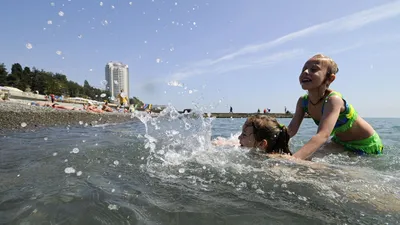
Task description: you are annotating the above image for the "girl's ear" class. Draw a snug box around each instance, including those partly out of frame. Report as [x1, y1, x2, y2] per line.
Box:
[325, 74, 336, 87]
[329, 74, 336, 82]
[258, 139, 268, 150]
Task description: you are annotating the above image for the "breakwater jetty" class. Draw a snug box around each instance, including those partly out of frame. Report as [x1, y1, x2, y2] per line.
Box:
[201, 112, 308, 119]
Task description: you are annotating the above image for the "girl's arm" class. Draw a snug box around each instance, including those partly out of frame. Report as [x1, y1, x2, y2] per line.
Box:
[287, 97, 305, 138]
[212, 137, 239, 147]
[293, 95, 343, 160]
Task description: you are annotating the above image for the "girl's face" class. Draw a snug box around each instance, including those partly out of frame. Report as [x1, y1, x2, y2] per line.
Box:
[238, 124, 257, 148]
[299, 58, 329, 90]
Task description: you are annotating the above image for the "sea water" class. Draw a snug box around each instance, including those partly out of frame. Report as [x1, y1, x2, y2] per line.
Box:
[1, 108, 400, 225]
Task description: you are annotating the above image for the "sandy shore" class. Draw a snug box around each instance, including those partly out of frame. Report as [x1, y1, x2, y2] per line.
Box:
[0, 101, 134, 132]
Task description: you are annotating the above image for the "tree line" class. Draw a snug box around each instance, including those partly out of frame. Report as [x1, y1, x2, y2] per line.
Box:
[0, 62, 144, 106]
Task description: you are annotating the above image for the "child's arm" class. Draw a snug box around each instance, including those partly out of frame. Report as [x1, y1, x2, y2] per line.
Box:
[211, 137, 239, 147]
[293, 95, 343, 160]
[287, 97, 305, 137]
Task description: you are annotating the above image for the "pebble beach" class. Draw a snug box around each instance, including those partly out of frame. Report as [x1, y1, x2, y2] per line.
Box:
[0, 100, 134, 132]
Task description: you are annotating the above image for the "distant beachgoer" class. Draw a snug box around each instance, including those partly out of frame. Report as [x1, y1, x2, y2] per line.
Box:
[230, 106, 233, 113]
[30, 101, 81, 110]
[287, 54, 383, 160]
[102, 102, 113, 112]
[50, 94, 55, 103]
[84, 102, 103, 113]
[117, 89, 129, 108]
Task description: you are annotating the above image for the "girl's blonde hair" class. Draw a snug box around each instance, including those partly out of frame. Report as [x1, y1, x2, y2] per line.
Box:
[311, 54, 339, 75]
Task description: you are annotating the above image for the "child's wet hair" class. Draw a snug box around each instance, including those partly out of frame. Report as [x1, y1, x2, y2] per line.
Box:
[310, 54, 339, 76]
[244, 115, 292, 155]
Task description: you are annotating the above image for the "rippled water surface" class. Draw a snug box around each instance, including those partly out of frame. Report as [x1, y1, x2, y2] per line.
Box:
[1, 110, 400, 225]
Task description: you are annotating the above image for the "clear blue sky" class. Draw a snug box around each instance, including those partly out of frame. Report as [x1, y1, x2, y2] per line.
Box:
[1, 0, 399, 117]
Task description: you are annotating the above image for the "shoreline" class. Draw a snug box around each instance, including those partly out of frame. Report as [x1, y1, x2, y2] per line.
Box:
[0, 99, 305, 133]
[0, 101, 135, 133]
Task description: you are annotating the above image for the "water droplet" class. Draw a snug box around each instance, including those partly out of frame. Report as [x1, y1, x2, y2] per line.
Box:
[175, 2, 178, 5]
[44, 137, 48, 141]
[99, 1, 103, 6]
[100, 93, 106, 97]
[113, 80, 118, 85]
[129, 2, 132, 5]
[64, 167, 76, 174]
[156, 58, 161, 63]
[89, 68, 92, 72]
[111, 188, 115, 192]
[21, 122, 27, 127]
[78, 34, 83, 38]
[76, 171, 82, 176]
[144, 40, 147, 44]
[193, 22, 196, 25]
[108, 204, 118, 210]
[202, 166, 206, 170]
[100, 80, 108, 86]
[101, 20, 108, 26]
[255, 189, 264, 194]
[47, 20, 53, 25]
[111, 5, 115, 9]
[56, 50, 62, 55]
[118, 174, 121, 178]
[79, 121, 83, 125]
[170, 47, 174, 51]
[50, 2, 55, 6]
[53, 152, 58, 156]
[71, 148, 79, 154]
[188, 90, 193, 94]
[25, 43, 32, 50]
[58, 11, 64, 17]
[114, 160, 119, 166]
[178, 168, 185, 173]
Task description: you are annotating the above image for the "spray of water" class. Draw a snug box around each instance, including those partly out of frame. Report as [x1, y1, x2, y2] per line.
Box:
[130, 105, 400, 214]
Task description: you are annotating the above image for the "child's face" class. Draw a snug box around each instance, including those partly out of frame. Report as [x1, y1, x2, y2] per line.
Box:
[238, 124, 256, 148]
[299, 58, 329, 90]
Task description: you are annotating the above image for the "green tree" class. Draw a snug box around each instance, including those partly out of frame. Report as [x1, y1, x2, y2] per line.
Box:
[0, 62, 145, 104]
[19, 66, 31, 91]
[0, 63, 8, 86]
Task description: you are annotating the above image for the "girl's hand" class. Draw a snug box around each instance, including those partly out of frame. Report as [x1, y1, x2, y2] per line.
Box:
[212, 137, 239, 146]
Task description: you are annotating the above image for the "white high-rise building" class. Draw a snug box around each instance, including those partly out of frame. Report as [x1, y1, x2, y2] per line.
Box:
[105, 61, 129, 101]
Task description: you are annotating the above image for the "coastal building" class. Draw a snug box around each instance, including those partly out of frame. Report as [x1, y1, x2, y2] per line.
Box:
[105, 61, 129, 101]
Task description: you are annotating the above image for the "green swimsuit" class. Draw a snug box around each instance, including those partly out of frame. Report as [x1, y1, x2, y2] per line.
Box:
[302, 91, 383, 155]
